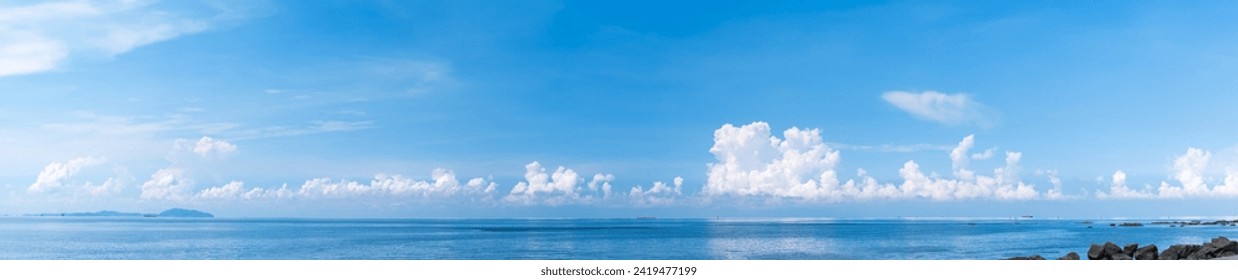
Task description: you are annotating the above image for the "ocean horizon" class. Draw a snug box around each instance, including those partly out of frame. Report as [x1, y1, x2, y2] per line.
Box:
[5, 216, 1237, 260]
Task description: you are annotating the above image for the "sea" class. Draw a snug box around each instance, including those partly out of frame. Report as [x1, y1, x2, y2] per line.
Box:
[2, 217, 1237, 260]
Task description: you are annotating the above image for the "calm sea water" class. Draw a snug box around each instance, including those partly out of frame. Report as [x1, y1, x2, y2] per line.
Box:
[2, 217, 1237, 260]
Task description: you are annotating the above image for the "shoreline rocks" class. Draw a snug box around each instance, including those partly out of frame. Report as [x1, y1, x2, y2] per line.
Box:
[1010, 236, 1237, 260]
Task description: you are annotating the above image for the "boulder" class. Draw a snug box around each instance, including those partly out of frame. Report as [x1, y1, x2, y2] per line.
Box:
[1182, 245, 1209, 260]
[1007, 255, 1046, 260]
[1103, 242, 1123, 259]
[1057, 252, 1080, 260]
[1134, 245, 1158, 260]
[1159, 244, 1201, 260]
[1110, 253, 1133, 260]
[1211, 237, 1237, 254]
[1123, 243, 1139, 257]
[1088, 244, 1106, 260]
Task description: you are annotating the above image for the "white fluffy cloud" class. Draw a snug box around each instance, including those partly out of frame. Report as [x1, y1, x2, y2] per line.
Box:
[1098, 147, 1238, 199]
[1097, 170, 1154, 199]
[588, 173, 615, 200]
[27, 156, 107, 193]
[704, 122, 1042, 203]
[629, 177, 683, 206]
[0, 0, 221, 77]
[1159, 147, 1211, 197]
[882, 91, 991, 126]
[174, 136, 237, 158]
[704, 122, 841, 199]
[140, 167, 193, 201]
[504, 161, 613, 205]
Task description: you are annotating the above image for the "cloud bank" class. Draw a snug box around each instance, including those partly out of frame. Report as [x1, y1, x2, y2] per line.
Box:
[42, 120, 1238, 211]
[704, 122, 1042, 203]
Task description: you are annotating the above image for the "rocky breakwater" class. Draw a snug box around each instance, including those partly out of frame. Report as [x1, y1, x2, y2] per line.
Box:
[1007, 236, 1238, 260]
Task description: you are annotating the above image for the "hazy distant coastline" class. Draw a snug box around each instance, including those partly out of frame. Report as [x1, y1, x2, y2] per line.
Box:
[24, 208, 214, 218]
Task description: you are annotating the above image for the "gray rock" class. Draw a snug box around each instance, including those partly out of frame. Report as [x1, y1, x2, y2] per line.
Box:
[1160, 244, 1201, 260]
[1006, 255, 1046, 260]
[1211, 237, 1236, 254]
[1134, 245, 1158, 260]
[1088, 244, 1106, 260]
[1123, 243, 1139, 257]
[1110, 253, 1133, 260]
[1057, 252, 1080, 260]
[1103, 242, 1123, 259]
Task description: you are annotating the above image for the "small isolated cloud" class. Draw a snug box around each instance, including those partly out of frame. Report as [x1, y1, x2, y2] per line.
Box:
[629, 177, 683, 206]
[174, 136, 237, 159]
[28, 156, 107, 192]
[1097, 170, 1154, 199]
[0, 0, 229, 77]
[882, 91, 992, 126]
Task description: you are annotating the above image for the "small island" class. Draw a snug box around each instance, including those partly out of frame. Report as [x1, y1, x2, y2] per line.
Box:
[25, 208, 214, 218]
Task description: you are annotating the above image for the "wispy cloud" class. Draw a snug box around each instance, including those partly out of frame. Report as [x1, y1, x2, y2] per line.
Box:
[830, 143, 952, 153]
[0, 0, 240, 77]
[232, 120, 376, 140]
[882, 91, 994, 127]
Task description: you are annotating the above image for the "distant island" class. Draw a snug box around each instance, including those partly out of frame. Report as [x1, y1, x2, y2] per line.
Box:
[25, 208, 214, 218]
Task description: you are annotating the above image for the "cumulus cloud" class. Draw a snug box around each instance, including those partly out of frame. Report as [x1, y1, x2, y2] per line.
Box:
[173, 136, 237, 158]
[1097, 170, 1154, 199]
[27, 156, 107, 193]
[703, 122, 841, 199]
[704, 122, 1042, 203]
[588, 173, 615, 200]
[140, 167, 193, 201]
[882, 91, 992, 126]
[504, 161, 612, 205]
[0, 0, 227, 77]
[1158, 147, 1211, 198]
[1099, 147, 1238, 199]
[629, 177, 683, 206]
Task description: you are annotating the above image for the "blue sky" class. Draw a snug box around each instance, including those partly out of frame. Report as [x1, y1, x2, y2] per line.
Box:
[4, 0, 1238, 218]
